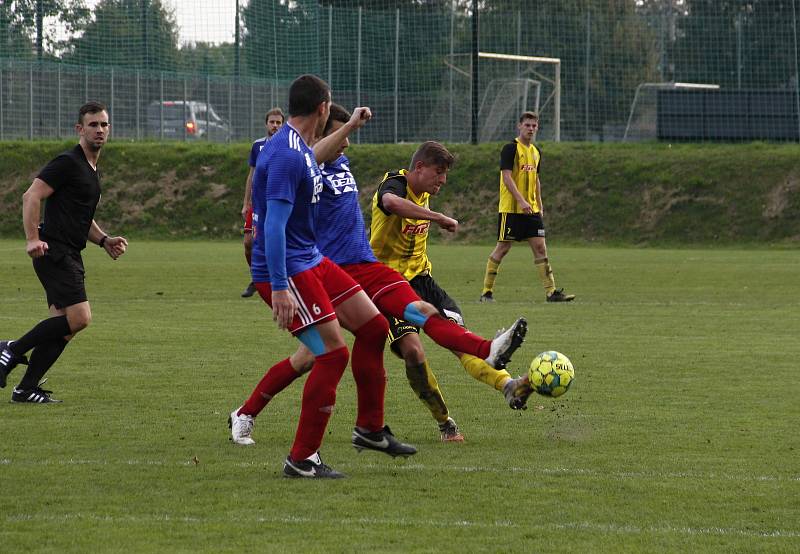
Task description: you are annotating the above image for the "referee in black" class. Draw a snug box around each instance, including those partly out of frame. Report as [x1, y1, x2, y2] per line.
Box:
[0, 101, 128, 403]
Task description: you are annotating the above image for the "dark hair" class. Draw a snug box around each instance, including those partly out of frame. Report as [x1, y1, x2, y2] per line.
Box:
[410, 141, 455, 171]
[79, 101, 108, 123]
[288, 75, 331, 117]
[265, 107, 285, 124]
[519, 111, 539, 123]
[323, 103, 351, 135]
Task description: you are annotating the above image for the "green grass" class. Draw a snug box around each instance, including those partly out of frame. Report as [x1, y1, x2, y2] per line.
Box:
[1, 240, 799, 552]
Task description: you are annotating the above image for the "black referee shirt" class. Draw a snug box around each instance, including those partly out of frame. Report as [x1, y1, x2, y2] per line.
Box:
[37, 144, 102, 251]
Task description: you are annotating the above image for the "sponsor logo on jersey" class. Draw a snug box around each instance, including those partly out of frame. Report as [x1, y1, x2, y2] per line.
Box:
[327, 171, 357, 194]
[402, 222, 430, 235]
[520, 163, 536, 171]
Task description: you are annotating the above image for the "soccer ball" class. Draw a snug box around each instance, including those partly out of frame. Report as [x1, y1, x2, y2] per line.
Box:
[529, 351, 575, 398]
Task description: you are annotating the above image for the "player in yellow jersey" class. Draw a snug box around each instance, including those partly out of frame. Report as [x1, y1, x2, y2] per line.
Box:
[371, 141, 535, 440]
[479, 112, 575, 303]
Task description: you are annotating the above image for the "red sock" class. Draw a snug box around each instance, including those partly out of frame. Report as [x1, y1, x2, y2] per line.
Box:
[422, 315, 491, 358]
[239, 358, 300, 417]
[290, 346, 349, 461]
[351, 314, 388, 432]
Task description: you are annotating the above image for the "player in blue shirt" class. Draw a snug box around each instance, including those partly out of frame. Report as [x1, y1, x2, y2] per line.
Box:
[240, 75, 416, 479]
[230, 104, 531, 448]
[241, 108, 284, 298]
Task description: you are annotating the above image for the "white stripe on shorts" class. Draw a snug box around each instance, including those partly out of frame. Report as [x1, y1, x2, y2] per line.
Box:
[288, 277, 313, 326]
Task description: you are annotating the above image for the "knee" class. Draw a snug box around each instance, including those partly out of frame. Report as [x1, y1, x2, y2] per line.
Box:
[412, 300, 438, 318]
[244, 234, 253, 248]
[68, 312, 91, 333]
[291, 349, 315, 375]
[400, 342, 426, 367]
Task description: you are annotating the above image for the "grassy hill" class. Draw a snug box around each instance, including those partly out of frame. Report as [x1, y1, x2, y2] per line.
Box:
[1, 140, 799, 244]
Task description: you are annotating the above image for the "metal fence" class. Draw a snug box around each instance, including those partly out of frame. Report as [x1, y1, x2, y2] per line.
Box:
[2, 1, 799, 143]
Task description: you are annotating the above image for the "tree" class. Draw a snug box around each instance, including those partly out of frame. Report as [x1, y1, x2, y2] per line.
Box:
[0, 0, 89, 60]
[177, 42, 236, 76]
[65, 0, 179, 71]
[670, 0, 798, 89]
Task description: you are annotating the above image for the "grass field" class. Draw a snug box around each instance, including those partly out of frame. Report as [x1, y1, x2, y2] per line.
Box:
[1, 240, 799, 552]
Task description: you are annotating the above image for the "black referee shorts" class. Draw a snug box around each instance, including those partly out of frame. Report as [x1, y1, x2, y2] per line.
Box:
[387, 273, 465, 357]
[497, 212, 546, 241]
[32, 245, 88, 309]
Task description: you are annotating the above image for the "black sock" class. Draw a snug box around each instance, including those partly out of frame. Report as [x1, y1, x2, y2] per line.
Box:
[9, 316, 71, 356]
[18, 338, 69, 390]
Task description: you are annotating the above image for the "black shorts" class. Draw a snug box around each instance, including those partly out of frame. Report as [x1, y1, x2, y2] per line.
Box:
[33, 245, 87, 309]
[497, 212, 546, 241]
[387, 273, 465, 357]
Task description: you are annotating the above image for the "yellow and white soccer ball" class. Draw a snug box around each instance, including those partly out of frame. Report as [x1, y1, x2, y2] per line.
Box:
[529, 351, 575, 398]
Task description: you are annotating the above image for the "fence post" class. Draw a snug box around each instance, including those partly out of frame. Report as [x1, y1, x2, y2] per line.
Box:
[159, 71, 164, 140]
[448, 0, 454, 141]
[250, 82, 254, 139]
[328, 4, 333, 85]
[356, 5, 362, 144]
[793, 0, 800, 141]
[57, 65, 62, 139]
[136, 70, 141, 140]
[183, 76, 187, 141]
[0, 64, 4, 141]
[29, 64, 34, 140]
[736, 13, 743, 89]
[228, 78, 233, 142]
[585, 9, 591, 140]
[110, 67, 114, 126]
[85, 65, 89, 103]
[206, 75, 211, 141]
[394, 8, 399, 144]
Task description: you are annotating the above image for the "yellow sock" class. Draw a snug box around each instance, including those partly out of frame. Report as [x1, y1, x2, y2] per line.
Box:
[458, 354, 512, 392]
[535, 257, 556, 296]
[405, 361, 449, 424]
[482, 257, 501, 296]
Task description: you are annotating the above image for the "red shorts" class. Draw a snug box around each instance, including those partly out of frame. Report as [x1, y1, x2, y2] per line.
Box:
[341, 262, 420, 321]
[255, 257, 361, 335]
[243, 206, 254, 232]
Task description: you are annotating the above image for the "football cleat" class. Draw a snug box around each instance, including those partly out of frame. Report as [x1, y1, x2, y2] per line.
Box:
[479, 291, 495, 303]
[546, 288, 576, 302]
[0, 341, 28, 389]
[485, 317, 527, 370]
[438, 417, 465, 442]
[352, 425, 418, 458]
[11, 383, 62, 404]
[283, 452, 345, 479]
[241, 282, 257, 298]
[503, 375, 534, 410]
[229, 408, 255, 445]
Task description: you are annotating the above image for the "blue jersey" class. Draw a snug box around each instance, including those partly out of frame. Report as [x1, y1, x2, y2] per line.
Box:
[248, 136, 268, 167]
[250, 124, 323, 285]
[317, 155, 377, 266]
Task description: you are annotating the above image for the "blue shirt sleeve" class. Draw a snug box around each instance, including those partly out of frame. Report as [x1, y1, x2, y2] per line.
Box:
[265, 199, 293, 290]
[266, 149, 304, 205]
[248, 141, 261, 168]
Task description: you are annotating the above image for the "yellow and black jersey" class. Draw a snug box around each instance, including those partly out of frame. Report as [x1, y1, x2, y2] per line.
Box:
[370, 170, 433, 281]
[498, 138, 541, 214]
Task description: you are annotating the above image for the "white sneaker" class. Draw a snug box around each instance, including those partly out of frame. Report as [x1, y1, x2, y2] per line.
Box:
[229, 408, 255, 445]
[484, 317, 527, 369]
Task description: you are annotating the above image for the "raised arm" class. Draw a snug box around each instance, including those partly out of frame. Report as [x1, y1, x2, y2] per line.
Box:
[313, 107, 371, 163]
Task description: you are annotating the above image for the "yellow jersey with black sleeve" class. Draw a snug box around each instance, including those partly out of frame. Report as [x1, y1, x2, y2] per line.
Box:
[498, 138, 541, 214]
[370, 170, 433, 281]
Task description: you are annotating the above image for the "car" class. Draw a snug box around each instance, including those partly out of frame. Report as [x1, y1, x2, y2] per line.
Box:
[146, 100, 231, 141]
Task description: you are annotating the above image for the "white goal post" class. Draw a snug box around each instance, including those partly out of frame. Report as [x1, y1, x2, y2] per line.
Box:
[444, 51, 562, 142]
[477, 52, 561, 142]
